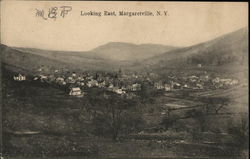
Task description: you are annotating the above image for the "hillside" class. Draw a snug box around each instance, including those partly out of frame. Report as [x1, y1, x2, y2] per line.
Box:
[15, 42, 177, 62]
[0, 44, 125, 73]
[0, 44, 74, 74]
[133, 27, 248, 76]
[1, 28, 248, 75]
[13, 47, 103, 60]
[91, 42, 178, 61]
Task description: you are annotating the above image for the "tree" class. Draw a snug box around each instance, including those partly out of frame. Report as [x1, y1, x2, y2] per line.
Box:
[185, 109, 207, 132]
[87, 89, 144, 140]
[202, 97, 230, 114]
[227, 115, 249, 149]
[139, 82, 155, 103]
[161, 114, 179, 130]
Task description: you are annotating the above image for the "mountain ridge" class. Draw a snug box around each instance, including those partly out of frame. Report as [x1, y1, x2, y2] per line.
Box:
[1, 27, 248, 76]
[91, 42, 178, 61]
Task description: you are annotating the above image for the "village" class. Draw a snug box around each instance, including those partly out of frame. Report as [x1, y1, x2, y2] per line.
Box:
[5, 64, 247, 159]
[13, 66, 240, 97]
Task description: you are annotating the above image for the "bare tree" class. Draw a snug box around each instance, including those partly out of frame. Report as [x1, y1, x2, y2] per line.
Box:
[87, 89, 144, 140]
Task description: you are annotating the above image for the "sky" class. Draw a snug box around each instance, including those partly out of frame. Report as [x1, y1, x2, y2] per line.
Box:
[0, 1, 248, 51]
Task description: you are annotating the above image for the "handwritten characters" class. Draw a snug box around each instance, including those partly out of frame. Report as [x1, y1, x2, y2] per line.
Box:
[36, 6, 72, 20]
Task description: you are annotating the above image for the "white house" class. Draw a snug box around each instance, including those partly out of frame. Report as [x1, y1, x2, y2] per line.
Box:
[87, 79, 98, 87]
[113, 87, 126, 95]
[13, 74, 26, 81]
[183, 84, 190, 89]
[38, 68, 43, 72]
[77, 76, 85, 81]
[189, 75, 199, 82]
[164, 84, 171, 91]
[196, 83, 204, 89]
[69, 87, 82, 96]
[173, 82, 181, 89]
[108, 83, 114, 88]
[72, 73, 77, 77]
[87, 82, 92, 88]
[154, 82, 164, 90]
[106, 83, 114, 91]
[40, 75, 48, 82]
[98, 81, 106, 88]
[132, 83, 141, 91]
[56, 77, 64, 82]
[67, 77, 75, 84]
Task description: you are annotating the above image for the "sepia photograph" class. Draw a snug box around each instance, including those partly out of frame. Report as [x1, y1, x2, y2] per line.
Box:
[0, 1, 249, 159]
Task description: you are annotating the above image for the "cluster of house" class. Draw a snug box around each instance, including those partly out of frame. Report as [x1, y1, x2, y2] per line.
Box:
[152, 75, 208, 91]
[13, 69, 240, 97]
[211, 77, 239, 88]
[28, 71, 143, 97]
[152, 75, 239, 91]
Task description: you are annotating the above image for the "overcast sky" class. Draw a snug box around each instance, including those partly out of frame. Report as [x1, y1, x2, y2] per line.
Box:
[1, 1, 248, 51]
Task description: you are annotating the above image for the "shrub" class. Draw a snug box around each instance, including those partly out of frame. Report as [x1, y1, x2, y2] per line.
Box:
[161, 114, 179, 130]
